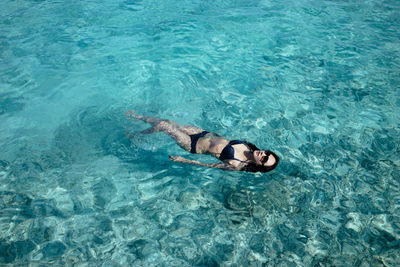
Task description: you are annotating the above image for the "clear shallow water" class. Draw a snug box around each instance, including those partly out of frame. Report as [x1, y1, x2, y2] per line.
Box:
[1, 0, 400, 265]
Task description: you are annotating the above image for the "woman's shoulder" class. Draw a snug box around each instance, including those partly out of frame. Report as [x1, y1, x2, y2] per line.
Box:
[242, 141, 259, 151]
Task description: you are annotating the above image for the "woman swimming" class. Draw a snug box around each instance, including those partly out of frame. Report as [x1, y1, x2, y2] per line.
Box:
[126, 111, 279, 173]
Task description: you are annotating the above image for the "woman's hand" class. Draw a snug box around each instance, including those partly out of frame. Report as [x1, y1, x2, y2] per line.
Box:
[169, 155, 187, 162]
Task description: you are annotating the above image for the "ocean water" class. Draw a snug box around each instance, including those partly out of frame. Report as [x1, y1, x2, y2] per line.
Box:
[1, 0, 399, 265]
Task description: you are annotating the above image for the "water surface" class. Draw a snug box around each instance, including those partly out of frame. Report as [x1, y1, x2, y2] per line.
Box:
[1, 0, 399, 266]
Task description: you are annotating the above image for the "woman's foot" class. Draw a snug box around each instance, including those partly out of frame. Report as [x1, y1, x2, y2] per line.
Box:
[126, 110, 142, 120]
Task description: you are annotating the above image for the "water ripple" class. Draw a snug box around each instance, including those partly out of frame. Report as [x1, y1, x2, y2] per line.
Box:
[1, 0, 400, 265]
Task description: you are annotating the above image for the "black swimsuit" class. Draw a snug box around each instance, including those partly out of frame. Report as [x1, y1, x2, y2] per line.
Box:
[219, 140, 248, 162]
[190, 134, 251, 163]
[189, 131, 209, 153]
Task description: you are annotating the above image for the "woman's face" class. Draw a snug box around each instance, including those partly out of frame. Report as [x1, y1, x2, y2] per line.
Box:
[253, 150, 277, 167]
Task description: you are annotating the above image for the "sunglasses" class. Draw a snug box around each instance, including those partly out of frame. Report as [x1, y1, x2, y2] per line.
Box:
[261, 151, 272, 164]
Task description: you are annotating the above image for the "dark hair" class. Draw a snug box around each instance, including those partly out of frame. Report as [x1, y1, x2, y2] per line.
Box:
[242, 142, 279, 173]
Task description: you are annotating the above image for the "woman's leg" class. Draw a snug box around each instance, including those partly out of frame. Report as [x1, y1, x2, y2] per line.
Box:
[126, 111, 208, 134]
[126, 110, 192, 152]
[178, 125, 206, 135]
[126, 110, 173, 128]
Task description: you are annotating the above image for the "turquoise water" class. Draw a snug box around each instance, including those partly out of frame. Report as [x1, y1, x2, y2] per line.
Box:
[1, 0, 400, 265]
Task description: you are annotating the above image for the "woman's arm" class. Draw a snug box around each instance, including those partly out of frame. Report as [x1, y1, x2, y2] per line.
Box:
[169, 155, 239, 171]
